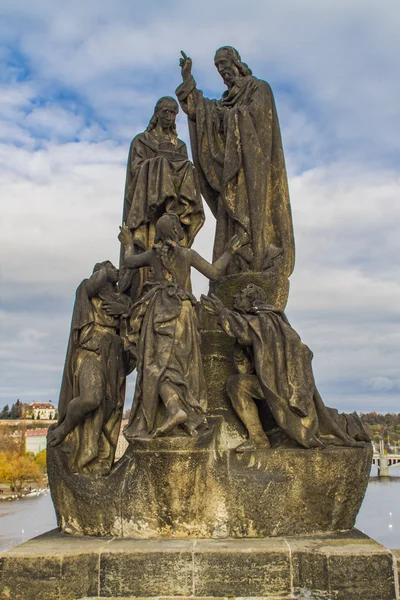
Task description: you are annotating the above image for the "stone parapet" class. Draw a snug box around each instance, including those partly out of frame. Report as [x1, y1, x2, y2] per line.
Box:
[0, 529, 398, 600]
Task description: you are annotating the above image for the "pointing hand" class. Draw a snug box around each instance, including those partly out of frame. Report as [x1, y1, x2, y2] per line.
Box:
[179, 50, 192, 81]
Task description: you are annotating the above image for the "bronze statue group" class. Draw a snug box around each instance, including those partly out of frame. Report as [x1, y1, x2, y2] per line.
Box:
[48, 47, 369, 476]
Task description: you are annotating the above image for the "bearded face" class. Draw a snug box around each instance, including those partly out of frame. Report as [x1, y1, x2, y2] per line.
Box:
[214, 52, 240, 88]
[233, 284, 267, 313]
[233, 289, 253, 313]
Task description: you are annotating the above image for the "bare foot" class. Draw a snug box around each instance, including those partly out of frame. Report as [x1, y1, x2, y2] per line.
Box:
[235, 436, 271, 453]
[183, 422, 198, 437]
[153, 410, 188, 437]
[47, 426, 67, 447]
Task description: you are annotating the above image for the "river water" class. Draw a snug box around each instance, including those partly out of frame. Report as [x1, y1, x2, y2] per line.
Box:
[0, 467, 399, 552]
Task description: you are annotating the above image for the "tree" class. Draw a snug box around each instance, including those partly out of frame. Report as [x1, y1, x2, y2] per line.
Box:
[14, 400, 24, 419]
[35, 449, 47, 474]
[0, 405, 10, 420]
[0, 452, 43, 491]
[0, 428, 18, 453]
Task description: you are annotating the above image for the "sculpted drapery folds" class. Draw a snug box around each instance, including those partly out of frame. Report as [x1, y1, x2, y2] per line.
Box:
[202, 285, 369, 452]
[119, 214, 242, 440]
[120, 96, 205, 300]
[176, 47, 295, 277]
[48, 262, 132, 475]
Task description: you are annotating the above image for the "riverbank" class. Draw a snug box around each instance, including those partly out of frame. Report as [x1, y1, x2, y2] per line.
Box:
[0, 481, 48, 502]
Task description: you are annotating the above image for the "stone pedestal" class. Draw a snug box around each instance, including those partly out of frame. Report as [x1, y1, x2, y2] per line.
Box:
[48, 419, 372, 538]
[0, 529, 398, 600]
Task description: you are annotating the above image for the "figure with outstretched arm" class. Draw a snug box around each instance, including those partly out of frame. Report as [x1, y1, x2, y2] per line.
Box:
[119, 220, 242, 285]
[119, 213, 243, 440]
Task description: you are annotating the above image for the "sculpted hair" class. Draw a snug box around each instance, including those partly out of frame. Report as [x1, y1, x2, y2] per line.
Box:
[154, 213, 182, 280]
[93, 260, 114, 274]
[214, 46, 252, 77]
[147, 96, 179, 132]
[244, 283, 267, 306]
[154, 212, 181, 243]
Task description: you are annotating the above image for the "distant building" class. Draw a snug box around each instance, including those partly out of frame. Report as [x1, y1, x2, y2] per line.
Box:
[24, 402, 57, 420]
[26, 428, 48, 454]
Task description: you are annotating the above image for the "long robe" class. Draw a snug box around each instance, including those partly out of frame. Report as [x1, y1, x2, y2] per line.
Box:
[176, 74, 294, 275]
[120, 130, 205, 299]
[57, 279, 130, 474]
[124, 281, 207, 439]
[218, 306, 369, 448]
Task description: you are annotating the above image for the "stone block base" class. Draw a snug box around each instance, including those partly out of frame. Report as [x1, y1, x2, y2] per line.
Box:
[0, 529, 398, 600]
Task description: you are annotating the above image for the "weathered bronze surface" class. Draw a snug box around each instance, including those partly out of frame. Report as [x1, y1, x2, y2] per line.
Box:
[119, 214, 241, 439]
[176, 47, 294, 282]
[120, 96, 204, 300]
[202, 284, 370, 453]
[47, 262, 132, 475]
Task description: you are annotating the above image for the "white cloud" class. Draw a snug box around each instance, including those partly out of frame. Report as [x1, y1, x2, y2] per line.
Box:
[1, 0, 399, 158]
[0, 0, 399, 413]
[363, 377, 397, 393]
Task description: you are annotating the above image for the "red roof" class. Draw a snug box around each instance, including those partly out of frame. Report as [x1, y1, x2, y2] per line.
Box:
[29, 403, 55, 409]
[26, 429, 48, 436]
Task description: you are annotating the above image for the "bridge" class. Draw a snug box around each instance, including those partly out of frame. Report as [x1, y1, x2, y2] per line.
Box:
[372, 440, 400, 477]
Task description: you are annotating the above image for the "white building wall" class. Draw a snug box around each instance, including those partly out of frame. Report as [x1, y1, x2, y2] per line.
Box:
[26, 436, 47, 454]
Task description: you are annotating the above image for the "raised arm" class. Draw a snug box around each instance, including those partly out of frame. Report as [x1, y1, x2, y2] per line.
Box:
[201, 295, 252, 345]
[118, 225, 153, 269]
[189, 234, 242, 280]
[176, 51, 202, 119]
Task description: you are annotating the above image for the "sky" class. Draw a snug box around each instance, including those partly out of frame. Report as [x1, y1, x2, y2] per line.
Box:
[0, 0, 399, 414]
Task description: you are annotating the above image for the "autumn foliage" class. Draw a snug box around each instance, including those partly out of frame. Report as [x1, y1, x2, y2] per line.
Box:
[0, 452, 43, 491]
[0, 425, 46, 491]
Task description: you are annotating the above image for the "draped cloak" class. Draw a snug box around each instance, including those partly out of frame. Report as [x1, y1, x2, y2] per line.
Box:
[57, 276, 130, 474]
[123, 281, 207, 440]
[120, 130, 205, 299]
[218, 306, 369, 448]
[176, 75, 295, 275]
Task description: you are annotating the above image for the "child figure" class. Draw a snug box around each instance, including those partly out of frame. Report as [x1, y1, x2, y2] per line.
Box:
[118, 212, 241, 439]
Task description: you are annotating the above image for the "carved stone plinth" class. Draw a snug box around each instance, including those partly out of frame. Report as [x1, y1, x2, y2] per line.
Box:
[0, 529, 398, 600]
[48, 417, 372, 539]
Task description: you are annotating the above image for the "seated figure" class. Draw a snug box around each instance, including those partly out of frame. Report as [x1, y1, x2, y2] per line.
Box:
[118, 213, 242, 439]
[120, 96, 205, 300]
[48, 262, 132, 474]
[202, 284, 370, 452]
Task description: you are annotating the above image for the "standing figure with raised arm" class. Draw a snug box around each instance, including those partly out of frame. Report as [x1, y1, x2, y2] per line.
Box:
[176, 47, 294, 282]
[119, 213, 242, 439]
